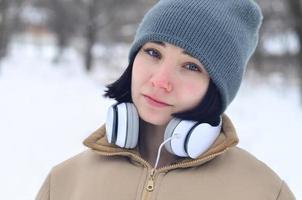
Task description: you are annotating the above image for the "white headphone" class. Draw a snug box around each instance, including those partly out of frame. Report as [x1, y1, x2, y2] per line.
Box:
[106, 102, 222, 159]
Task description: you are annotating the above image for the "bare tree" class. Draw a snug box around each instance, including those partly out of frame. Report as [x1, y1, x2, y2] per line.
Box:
[78, 0, 141, 72]
[0, 0, 9, 61]
[81, 0, 101, 72]
[250, 0, 293, 73]
[47, 0, 80, 63]
[287, 0, 302, 101]
[33, 0, 157, 71]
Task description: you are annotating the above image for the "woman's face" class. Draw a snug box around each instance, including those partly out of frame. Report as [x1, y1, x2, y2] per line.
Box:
[131, 41, 210, 126]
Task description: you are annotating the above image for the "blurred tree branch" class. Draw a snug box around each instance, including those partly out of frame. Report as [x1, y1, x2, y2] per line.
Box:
[287, 0, 302, 100]
[77, 0, 151, 72]
[48, 0, 80, 63]
[0, 0, 9, 60]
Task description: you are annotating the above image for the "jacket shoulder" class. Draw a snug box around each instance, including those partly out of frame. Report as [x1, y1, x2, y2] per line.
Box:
[223, 147, 295, 199]
[52, 150, 100, 171]
[206, 147, 293, 199]
[219, 147, 282, 182]
[51, 149, 127, 175]
[49, 150, 101, 184]
[42, 150, 143, 200]
[36, 150, 98, 200]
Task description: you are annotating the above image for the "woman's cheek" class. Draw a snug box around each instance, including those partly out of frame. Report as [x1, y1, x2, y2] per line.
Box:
[185, 83, 201, 94]
[182, 83, 205, 105]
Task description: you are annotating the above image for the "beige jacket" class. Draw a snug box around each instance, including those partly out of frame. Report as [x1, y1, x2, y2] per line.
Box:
[36, 115, 295, 200]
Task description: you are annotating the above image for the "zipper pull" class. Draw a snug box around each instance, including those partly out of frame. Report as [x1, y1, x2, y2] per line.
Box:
[146, 169, 155, 192]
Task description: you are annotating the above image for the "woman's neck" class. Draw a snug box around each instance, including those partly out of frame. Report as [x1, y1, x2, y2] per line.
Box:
[138, 118, 178, 169]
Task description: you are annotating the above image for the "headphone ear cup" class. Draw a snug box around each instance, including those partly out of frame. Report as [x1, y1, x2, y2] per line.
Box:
[168, 120, 198, 157]
[124, 103, 139, 148]
[114, 103, 128, 148]
[106, 104, 118, 144]
[185, 118, 222, 159]
[164, 118, 182, 154]
[106, 102, 139, 149]
[164, 117, 222, 159]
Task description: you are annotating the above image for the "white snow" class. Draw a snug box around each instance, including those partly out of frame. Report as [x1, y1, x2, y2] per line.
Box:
[0, 39, 301, 199]
[263, 31, 300, 55]
[20, 5, 49, 25]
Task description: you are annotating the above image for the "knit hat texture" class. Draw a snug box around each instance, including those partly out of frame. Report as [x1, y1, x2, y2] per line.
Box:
[128, 0, 263, 113]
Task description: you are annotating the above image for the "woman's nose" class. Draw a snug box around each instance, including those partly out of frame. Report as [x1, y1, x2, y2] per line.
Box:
[150, 65, 173, 92]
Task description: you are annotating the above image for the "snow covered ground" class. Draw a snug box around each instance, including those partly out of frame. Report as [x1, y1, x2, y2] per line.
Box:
[0, 40, 301, 199]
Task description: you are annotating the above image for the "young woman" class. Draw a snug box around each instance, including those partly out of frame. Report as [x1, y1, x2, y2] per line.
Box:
[36, 0, 296, 199]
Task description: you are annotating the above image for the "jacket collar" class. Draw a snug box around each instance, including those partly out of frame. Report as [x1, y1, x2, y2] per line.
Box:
[83, 114, 239, 170]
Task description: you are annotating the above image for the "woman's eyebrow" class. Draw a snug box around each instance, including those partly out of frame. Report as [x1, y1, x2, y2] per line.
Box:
[149, 41, 166, 46]
[182, 50, 194, 58]
[149, 41, 194, 58]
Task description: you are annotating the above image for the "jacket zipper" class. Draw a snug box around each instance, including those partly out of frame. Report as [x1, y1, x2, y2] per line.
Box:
[142, 168, 155, 200]
[157, 149, 228, 174]
[142, 149, 228, 200]
[93, 148, 229, 200]
[146, 169, 155, 191]
[92, 151, 156, 199]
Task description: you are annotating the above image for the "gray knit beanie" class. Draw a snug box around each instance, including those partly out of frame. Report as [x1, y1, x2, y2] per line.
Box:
[128, 0, 263, 113]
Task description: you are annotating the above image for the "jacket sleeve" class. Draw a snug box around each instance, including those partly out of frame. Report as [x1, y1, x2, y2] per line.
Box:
[35, 173, 51, 200]
[276, 181, 296, 200]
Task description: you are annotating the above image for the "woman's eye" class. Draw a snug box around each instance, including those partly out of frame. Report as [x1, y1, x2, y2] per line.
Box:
[143, 48, 161, 59]
[185, 63, 202, 72]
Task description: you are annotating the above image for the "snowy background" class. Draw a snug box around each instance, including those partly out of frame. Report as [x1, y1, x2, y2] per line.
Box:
[0, 36, 301, 199]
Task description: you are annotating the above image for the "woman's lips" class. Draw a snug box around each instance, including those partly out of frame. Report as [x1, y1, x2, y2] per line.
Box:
[143, 95, 171, 108]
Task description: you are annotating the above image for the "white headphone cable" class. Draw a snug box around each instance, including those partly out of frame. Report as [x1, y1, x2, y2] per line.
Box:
[154, 133, 180, 169]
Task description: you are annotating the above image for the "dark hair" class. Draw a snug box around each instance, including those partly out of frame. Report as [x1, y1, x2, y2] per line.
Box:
[172, 79, 222, 126]
[103, 61, 134, 103]
[104, 62, 222, 126]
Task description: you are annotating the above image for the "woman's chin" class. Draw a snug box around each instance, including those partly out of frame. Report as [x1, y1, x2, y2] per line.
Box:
[140, 114, 171, 126]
